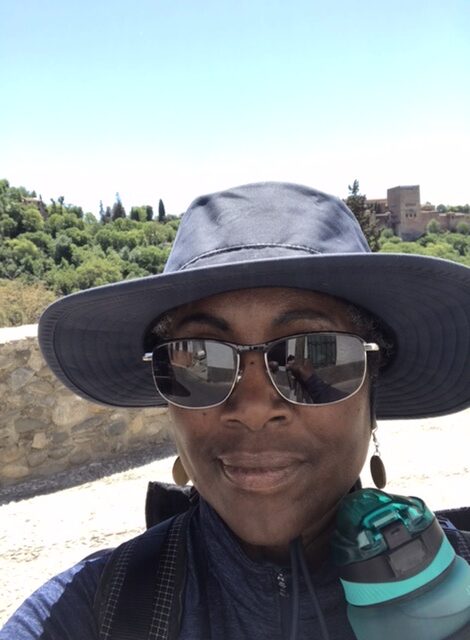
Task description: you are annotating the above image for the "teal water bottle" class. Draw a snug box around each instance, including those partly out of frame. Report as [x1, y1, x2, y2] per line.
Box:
[331, 489, 470, 640]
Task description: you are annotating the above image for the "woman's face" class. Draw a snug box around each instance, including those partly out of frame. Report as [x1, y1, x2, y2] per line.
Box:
[168, 287, 372, 553]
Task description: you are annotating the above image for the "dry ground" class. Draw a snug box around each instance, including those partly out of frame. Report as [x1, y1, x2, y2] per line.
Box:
[1, 410, 469, 625]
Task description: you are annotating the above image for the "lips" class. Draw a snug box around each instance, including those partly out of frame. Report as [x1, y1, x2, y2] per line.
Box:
[218, 452, 304, 492]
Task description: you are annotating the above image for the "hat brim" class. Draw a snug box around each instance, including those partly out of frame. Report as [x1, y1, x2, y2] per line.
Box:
[38, 253, 470, 419]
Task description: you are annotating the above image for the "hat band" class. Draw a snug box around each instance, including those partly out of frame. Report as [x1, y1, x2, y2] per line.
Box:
[173, 243, 322, 272]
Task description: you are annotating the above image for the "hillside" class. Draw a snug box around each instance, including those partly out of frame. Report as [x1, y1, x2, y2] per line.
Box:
[1, 178, 469, 327]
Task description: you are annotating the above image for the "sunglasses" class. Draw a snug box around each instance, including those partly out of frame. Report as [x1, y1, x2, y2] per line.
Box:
[143, 332, 379, 410]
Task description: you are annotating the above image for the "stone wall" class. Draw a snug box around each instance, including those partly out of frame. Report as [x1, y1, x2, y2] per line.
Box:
[0, 325, 171, 487]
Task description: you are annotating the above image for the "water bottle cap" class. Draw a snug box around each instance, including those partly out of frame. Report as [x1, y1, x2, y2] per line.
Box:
[332, 489, 434, 566]
[331, 489, 456, 605]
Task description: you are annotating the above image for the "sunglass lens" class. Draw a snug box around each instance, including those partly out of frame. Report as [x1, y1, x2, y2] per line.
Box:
[268, 334, 366, 404]
[153, 340, 237, 408]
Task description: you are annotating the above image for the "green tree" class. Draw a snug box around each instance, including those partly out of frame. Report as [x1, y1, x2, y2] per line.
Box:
[69, 243, 106, 267]
[345, 180, 380, 251]
[62, 226, 91, 247]
[158, 199, 166, 223]
[101, 205, 112, 224]
[113, 217, 138, 231]
[131, 206, 154, 222]
[445, 233, 469, 257]
[5, 201, 44, 235]
[22, 231, 54, 255]
[22, 206, 45, 232]
[46, 265, 79, 295]
[74, 257, 123, 289]
[378, 228, 396, 248]
[0, 179, 10, 216]
[111, 193, 126, 221]
[67, 204, 84, 218]
[456, 221, 470, 235]
[84, 211, 99, 227]
[45, 211, 84, 237]
[426, 219, 441, 234]
[1, 238, 47, 279]
[0, 215, 17, 237]
[142, 221, 172, 246]
[130, 206, 148, 222]
[53, 234, 74, 264]
[128, 245, 170, 274]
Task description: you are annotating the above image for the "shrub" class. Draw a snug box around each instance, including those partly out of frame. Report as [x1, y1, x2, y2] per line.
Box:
[426, 219, 441, 234]
[456, 222, 470, 236]
[0, 279, 57, 327]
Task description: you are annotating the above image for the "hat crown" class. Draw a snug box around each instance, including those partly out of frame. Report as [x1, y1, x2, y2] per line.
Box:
[165, 182, 370, 273]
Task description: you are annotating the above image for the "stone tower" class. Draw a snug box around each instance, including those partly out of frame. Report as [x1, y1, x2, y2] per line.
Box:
[387, 185, 421, 239]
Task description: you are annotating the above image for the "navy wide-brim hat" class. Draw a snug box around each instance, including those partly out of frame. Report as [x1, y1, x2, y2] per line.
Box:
[39, 182, 470, 419]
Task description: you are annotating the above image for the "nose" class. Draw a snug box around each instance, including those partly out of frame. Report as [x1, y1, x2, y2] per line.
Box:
[221, 353, 292, 431]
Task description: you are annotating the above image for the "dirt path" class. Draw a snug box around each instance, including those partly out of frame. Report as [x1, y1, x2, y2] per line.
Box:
[1, 410, 469, 625]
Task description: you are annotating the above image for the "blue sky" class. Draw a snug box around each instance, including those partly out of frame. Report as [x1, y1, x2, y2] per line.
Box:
[1, 0, 469, 216]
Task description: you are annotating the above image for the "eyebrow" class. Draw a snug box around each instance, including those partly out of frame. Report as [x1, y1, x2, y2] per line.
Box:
[271, 309, 334, 326]
[175, 308, 334, 333]
[174, 312, 230, 332]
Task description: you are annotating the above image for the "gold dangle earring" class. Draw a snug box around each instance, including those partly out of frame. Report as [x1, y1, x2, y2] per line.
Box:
[370, 420, 387, 489]
[172, 456, 189, 487]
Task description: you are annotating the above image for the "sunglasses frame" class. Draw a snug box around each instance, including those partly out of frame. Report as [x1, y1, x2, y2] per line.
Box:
[143, 332, 379, 410]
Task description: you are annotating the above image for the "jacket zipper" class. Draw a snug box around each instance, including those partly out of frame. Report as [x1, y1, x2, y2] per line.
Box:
[276, 570, 293, 639]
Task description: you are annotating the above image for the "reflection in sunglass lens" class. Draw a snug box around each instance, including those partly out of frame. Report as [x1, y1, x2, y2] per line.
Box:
[152, 334, 368, 408]
[153, 340, 237, 408]
[267, 334, 366, 404]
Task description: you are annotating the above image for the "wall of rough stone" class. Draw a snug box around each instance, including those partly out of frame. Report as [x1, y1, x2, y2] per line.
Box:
[0, 325, 171, 487]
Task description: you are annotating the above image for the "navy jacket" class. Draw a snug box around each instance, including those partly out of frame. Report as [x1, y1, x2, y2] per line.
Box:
[0, 498, 355, 639]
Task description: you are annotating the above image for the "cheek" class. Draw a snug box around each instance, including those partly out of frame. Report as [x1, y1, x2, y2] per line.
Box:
[168, 407, 214, 478]
[312, 396, 371, 474]
[335, 400, 371, 470]
[168, 406, 204, 446]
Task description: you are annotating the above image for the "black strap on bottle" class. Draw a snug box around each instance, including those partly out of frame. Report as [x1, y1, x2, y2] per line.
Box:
[95, 508, 192, 640]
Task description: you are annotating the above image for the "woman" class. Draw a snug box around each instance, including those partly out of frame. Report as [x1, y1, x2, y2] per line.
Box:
[1, 182, 469, 640]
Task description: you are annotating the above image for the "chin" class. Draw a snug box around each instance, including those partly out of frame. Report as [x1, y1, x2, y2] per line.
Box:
[221, 504, 307, 549]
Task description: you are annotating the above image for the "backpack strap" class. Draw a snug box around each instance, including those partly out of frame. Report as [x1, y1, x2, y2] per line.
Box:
[436, 507, 470, 564]
[449, 529, 470, 563]
[95, 508, 193, 640]
[436, 506, 470, 532]
[145, 481, 194, 529]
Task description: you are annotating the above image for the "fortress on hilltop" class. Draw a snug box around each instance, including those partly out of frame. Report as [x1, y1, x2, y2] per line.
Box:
[366, 186, 470, 240]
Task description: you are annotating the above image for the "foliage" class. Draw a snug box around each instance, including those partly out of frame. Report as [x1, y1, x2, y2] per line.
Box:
[1, 177, 469, 327]
[378, 228, 395, 243]
[380, 233, 470, 265]
[456, 221, 469, 235]
[111, 193, 126, 221]
[438, 204, 470, 214]
[345, 180, 380, 251]
[0, 179, 181, 314]
[128, 245, 171, 274]
[426, 219, 441, 234]
[0, 279, 57, 327]
[158, 199, 166, 223]
[130, 205, 154, 222]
